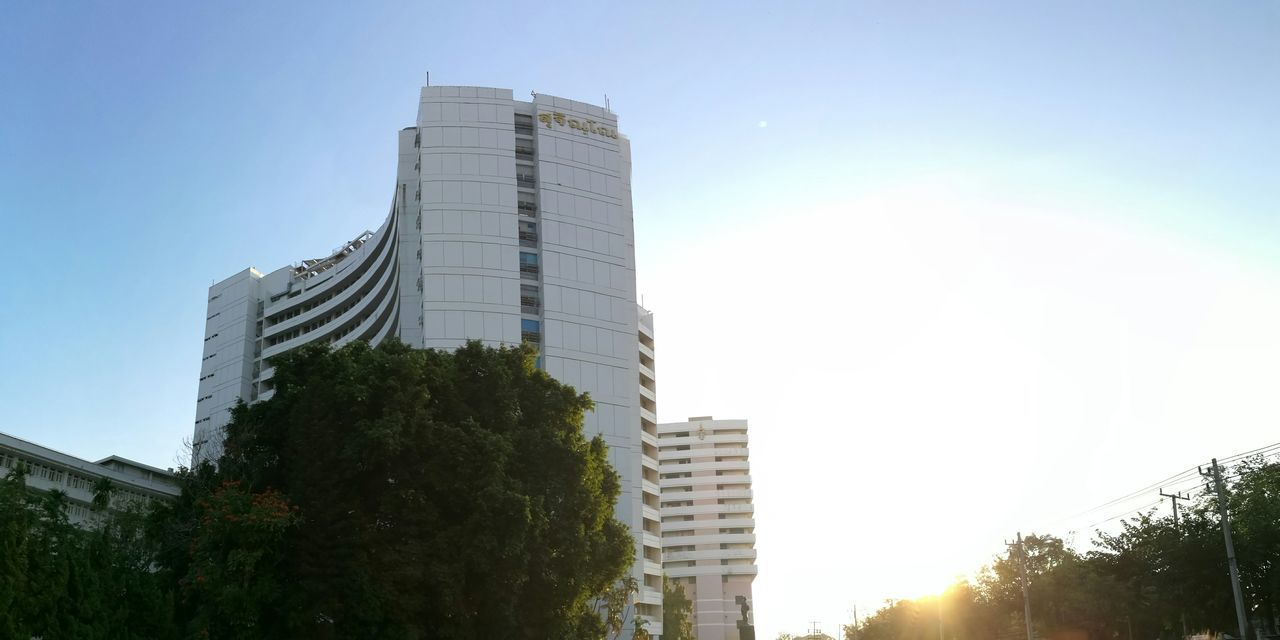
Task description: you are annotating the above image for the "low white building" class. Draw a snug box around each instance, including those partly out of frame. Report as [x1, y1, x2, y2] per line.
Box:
[659, 417, 757, 640]
[0, 431, 179, 525]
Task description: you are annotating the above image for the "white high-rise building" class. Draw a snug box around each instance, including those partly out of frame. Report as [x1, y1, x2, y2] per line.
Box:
[659, 417, 757, 640]
[192, 85, 662, 631]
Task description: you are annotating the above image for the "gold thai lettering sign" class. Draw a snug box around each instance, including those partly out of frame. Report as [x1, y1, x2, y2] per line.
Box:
[537, 112, 619, 139]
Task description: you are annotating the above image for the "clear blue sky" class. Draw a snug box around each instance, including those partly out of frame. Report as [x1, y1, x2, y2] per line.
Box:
[2, 2, 1278, 636]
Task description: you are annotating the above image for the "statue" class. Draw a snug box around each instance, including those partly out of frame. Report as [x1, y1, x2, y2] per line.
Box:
[736, 596, 755, 640]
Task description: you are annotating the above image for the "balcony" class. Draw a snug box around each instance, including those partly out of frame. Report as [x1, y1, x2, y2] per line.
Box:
[516, 174, 536, 188]
[642, 504, 660, 523]
[642, 531, 661, 551]
[517, 202, 538, 217]
[519, 264, 539, 280]
[514, 124, 534, 136]
[520, 296, 541, 314]
[521, 330, 540, 344]
[519, 230, 538, 248]
[665, 548, 757, 563]
[662, 517, 755, 533]
[515, 145, 534, 158]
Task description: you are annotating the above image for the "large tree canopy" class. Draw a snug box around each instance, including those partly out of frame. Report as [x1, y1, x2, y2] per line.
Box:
[158, 339, 634, 639]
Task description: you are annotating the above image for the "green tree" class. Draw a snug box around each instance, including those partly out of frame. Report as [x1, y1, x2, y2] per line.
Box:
[0, 465, 175, 639]
[662, 576, 695, 640]
[160, 339, 634, 639]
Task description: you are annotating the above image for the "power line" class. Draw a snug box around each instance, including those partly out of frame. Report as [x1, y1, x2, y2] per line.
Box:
[1047, 441, 1280, 530]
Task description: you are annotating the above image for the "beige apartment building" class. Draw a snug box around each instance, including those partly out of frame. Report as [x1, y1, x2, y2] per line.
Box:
[659, 417, 757, 640]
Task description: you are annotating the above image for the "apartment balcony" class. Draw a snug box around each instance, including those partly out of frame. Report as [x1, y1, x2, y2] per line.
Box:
[660, 474, 752, 490]
[514, 124, 535, 136]
[637, 588, 663, 607]
[638, 341, 654, 360]
[640, 428, 658, 448]
[515, 145, 535, 159]
[664, 563, 758, 579]
[639, 362, 656, 381]
[658, 488, 753, 503]
[661, 532, 756, 548]
[519, 264, 539, 280]
[640, 407, 658, 425]
[642, 560, 662, 578]
[664, 548, 757, 563]
[642, 504, 660, 523]
[642, 479, 660, 498]
[662, 502, 753, 518]
[520, 296, 540, 314]
[641, 455, 658, 472]
[518, 230, 538, 248]
[639, 385, 655, 403]
[658, 459, 749, 475]
[656, 432, 748, 447]
[661, 517, 755, 533]
[516, 174, 536, 188]
[521, 330, 540, 344]
[642, 531, 661, 550]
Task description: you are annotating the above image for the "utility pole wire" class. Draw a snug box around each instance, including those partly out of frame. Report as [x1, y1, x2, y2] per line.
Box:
[1159, 488, 1191, 638]
[1006, 533, 1033, 640]
[1200, 458, 1248, 640]
[1036, 440, 1280, 533]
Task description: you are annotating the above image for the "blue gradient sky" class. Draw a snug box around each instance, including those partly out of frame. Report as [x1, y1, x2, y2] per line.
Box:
[2, 2, 1278, 636]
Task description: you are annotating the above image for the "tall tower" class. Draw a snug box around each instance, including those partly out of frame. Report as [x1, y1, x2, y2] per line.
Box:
[659, 417, 758, 640]
[193, 85, 662, 633]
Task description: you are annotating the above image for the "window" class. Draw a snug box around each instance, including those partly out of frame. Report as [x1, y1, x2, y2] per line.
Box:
[522, 319, 541, 344]
[519, 220, 538, 247]
[521, 284, 541, 313]
[519, 252, 539, 279]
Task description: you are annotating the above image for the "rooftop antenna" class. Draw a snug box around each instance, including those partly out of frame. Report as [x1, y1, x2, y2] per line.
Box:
[604, 93, 610, 111]
[425, 71, 430, 86]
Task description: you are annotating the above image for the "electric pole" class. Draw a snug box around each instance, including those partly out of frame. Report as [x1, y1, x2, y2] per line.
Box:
[1006, 532, 1033, 640]
[1200, 459, 1248, 639]
[1159, 488, 1188, 527]
[1160, 488, 1190, 638]
[937, 592, 944, 640]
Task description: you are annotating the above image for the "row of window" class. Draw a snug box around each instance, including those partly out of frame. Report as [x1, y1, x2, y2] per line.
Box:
[1, 452, 165, 512]
[265, 225, 392, 327]
[266, 291, 366, 347]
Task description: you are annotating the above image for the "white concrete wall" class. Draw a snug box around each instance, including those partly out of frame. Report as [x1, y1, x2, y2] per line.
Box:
[416, 86, 522, 349]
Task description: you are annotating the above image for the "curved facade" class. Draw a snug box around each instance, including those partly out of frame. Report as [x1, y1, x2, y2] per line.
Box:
[193, 85, 662, 634]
